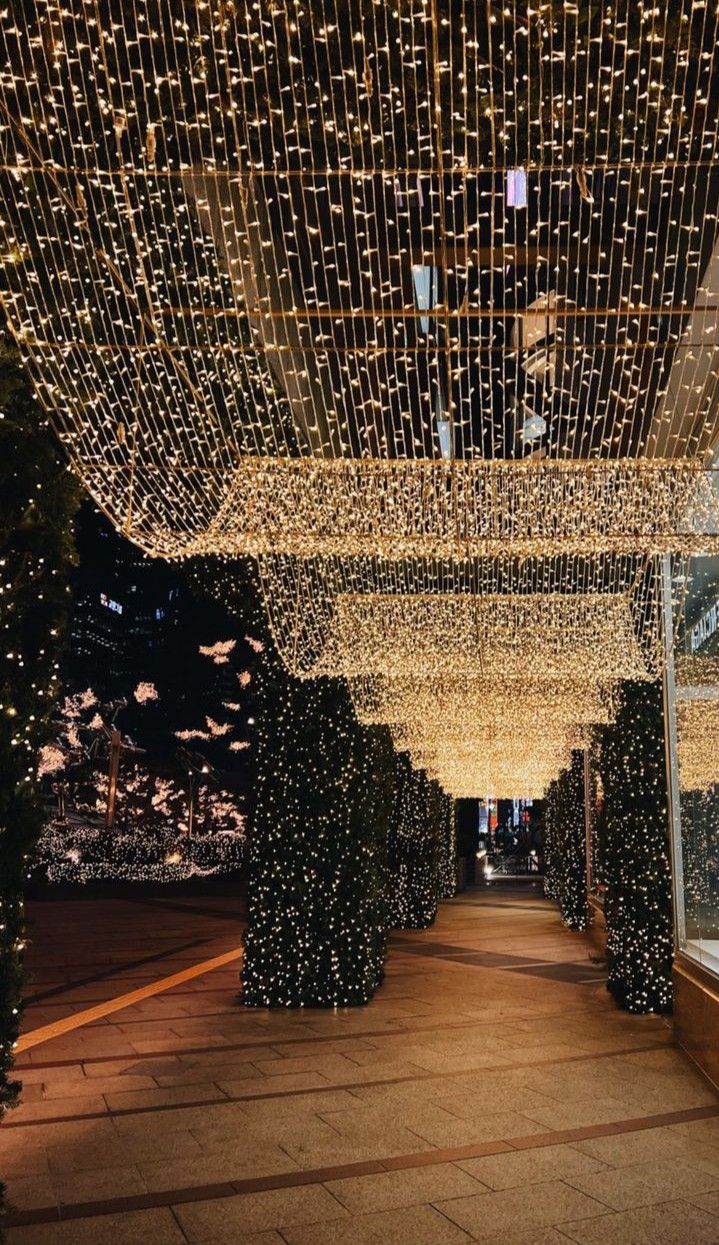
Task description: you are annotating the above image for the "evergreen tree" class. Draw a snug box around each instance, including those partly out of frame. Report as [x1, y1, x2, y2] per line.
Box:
[544, 752, 588, 930]
[596, 681, 673, 1013]
[0, 343, 78, 1130]
[389, 754, 445, 929]
[242, 663, 395, 1007]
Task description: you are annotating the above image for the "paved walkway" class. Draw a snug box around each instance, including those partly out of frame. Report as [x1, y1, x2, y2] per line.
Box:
[4, 884, 719, 1244]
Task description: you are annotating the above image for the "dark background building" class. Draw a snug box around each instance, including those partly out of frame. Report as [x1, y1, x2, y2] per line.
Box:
[61, 505, 256, 787]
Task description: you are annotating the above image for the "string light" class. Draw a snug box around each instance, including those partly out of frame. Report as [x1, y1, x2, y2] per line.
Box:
[0, 2, 716, 565]
[243, 667, 395, 1007]
[34, 823, 245, 884]
[674, 652, 719, 791]
[352, 676, 618, 728]
[308, 592, 655, 680]
[389, 754, 453, 929]
[0, 340, 79, 1123]
[257, 554, 662, 678]
[0, 2, 714, 1032]
[595, 681, 673, 1013]
[254, 552, 661, 796]
[0, 5, 715, 814]
[544, 753, 588, 930]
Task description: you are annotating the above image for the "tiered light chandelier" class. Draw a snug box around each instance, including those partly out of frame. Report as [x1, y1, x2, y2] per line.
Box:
[2, 1, 718, 796]
[349, 676, 617, 797]
[351, 677, 618, 730]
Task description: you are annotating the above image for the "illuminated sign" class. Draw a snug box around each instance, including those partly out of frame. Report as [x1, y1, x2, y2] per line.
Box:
[689, 599, 719, 654]
[100, 593, 123, 615]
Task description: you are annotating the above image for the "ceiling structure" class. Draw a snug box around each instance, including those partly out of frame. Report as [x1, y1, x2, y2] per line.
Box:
[350, 674, 618, 798]
[256, 553, 661, 676]
[2, 0, 718, 796]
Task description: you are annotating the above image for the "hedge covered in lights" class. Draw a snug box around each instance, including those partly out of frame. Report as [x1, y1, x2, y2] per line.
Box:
[0, 345, 78, 1132]
[242, 663, 396, 1007]
[596, 681, 673, 1013]
[439, 792, 458, 900]
[390, 754, 451, 929]
[544, 751, 588, 930]
[34, 823, 245, 884]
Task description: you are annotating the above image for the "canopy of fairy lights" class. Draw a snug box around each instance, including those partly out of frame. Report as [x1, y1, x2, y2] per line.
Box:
[351, 676, 618, 729]
[307, 592, 652, 680]
[1, 1, 718, 558]
[349, 673, 619, 797]
[420, 746, 580, 801]
[257, 553, 661, 679]
[388, 714, 604, 751]
[255, 551, 657, 796]
[3, 1, 718, 797]
[404, 726, 594, 800]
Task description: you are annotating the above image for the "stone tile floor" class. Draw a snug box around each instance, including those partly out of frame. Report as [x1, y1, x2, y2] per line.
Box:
[2, 883, 719, 1243]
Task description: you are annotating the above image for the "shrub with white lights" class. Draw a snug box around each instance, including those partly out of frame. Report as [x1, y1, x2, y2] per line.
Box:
[242, 663, 395, 1007]
[544, 752, 588, 930]
[596, 681, 673, 1013]
[390, 755, 449, 929]
[34, 821, 244, 884]
[0, 343, 78, 1137]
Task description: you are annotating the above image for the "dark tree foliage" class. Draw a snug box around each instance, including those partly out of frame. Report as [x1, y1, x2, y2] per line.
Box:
[389, 755, 452, 929]
[544, 752, 587, 930]
[0, 344, 78, 1128]
[190, 558, 458, 999]
[596, 681, 673, 1013]
[242, 661, 395, 1007]
[439, 792, 458, 901]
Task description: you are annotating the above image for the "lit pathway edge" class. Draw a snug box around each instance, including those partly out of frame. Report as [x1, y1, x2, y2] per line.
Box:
[15, 947, 243, 1053]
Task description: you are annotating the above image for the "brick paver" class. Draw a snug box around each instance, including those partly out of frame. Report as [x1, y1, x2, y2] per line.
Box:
[3, 884, 719, 1244]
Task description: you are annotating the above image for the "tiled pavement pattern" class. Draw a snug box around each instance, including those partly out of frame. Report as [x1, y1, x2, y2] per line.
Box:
[3, 884, 719, 1244]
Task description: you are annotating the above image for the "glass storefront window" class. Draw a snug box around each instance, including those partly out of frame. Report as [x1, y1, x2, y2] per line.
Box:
[666, 553, 719, 977]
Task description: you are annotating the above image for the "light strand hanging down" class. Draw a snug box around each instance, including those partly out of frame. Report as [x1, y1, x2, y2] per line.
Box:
[104, 458, 716, 561]
[351, 676, 618, 729]
[256, 553, 662, 681]
[677, 700, 719, 791]
[0, 2, 718, 560]
[1, 0, 712, 802]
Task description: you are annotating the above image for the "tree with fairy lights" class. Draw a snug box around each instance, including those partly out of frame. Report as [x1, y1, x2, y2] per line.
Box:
[544, 751, 588, 930]
[0, 342, 79, 1137]
[439, 791, 458, 900]
[390, 754, 448, 929]
[243, 660, 395, 1007]
[596, 681, 673, 1013]
[189, 557, 457, 1002]
[34, 673, 248, 882]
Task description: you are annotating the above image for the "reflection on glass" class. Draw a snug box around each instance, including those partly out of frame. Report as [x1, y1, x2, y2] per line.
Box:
[673, 555, 719, 976]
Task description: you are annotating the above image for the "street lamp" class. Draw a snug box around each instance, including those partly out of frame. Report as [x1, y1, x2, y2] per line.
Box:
[177, 749, 215, 837]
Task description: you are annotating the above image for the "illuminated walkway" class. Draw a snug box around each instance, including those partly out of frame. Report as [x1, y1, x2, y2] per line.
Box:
[4, 887, 719, 1244]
